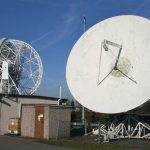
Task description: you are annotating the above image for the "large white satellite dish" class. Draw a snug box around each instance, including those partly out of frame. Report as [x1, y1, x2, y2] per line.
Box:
[66, 15, 150, 114]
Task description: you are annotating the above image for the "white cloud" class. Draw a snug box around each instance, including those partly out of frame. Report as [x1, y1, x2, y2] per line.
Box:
[132, 0, 150, 14]
[30, 30, 54, 45]
[39, 2, 83, 49]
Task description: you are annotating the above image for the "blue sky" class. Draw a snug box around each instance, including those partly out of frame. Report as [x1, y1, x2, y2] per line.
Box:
[0, 0, 150, 99]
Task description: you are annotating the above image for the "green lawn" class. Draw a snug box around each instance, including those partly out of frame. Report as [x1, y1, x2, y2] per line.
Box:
[38, 139, 143, 150]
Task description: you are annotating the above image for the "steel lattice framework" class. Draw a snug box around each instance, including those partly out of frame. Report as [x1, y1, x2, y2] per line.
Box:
[0, 38, 43, 95]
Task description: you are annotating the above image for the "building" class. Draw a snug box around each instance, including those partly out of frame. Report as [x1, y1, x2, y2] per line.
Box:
[21, 104, 72, 139]
[0, 94, 69, 135]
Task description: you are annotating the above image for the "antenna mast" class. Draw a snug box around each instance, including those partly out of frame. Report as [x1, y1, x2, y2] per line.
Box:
[82, 16, 86, 124]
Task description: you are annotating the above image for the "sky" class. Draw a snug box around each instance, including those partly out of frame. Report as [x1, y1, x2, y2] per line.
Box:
[0, 0, 150, 99]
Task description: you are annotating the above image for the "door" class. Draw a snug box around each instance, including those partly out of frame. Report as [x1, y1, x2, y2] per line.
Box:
[34, 106, 44, 138]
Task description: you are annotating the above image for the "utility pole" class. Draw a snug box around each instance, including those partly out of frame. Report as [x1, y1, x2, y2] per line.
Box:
[82, 16, 86, 124]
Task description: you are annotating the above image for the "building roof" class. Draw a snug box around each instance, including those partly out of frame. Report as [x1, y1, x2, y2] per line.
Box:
[22, 103, 73, 109]
[0, 93, 68, 102]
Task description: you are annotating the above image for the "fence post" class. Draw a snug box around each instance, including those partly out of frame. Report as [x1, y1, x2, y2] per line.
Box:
[98, 123, 101, 144]
[85, 119, 87, 136]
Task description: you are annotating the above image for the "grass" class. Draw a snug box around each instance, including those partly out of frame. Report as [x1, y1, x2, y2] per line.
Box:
[38, 139, 143, 150]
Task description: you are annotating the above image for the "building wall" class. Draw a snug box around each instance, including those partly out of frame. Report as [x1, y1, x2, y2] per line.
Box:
[44, 106, 49, 139]
[57, 109, 71, 138]
[0, 96, 60, 135]
[48, 107, 71, 139]
[21, 105, 35, 137]
[20, 105, 72, 139]
[0, 97, 19, 135]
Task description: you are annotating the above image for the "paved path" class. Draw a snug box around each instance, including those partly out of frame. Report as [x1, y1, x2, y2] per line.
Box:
[0, 135, 79, 150]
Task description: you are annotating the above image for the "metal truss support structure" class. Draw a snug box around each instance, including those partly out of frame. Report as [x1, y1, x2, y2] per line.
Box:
[93, 114, 150, 142]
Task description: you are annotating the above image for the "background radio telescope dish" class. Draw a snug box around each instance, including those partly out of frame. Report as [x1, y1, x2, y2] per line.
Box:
[0, 38, 43, 95]
[66, 15, 150, 114]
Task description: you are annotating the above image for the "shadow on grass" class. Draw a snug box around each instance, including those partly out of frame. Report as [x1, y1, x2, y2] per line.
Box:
[37, 138, 143, 150]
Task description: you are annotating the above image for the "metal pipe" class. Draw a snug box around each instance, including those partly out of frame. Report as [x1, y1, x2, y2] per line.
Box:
[58, 86, 62, 105]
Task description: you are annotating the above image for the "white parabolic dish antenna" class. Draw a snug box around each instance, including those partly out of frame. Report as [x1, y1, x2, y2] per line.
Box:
[66, 15, 150, 114]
